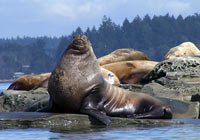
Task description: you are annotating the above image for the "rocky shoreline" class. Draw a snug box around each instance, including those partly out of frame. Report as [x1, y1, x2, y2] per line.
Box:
[1, 56, 200, 129]
[0, 112, 186, 130]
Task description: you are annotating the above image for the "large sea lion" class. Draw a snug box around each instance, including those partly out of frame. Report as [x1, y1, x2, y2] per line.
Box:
[98, 48, 149, 66]
[102, 60, 158, 84]
[7, 73, 51, 91]
[163, 42, 200, 60]
[41, 34, 172, 125]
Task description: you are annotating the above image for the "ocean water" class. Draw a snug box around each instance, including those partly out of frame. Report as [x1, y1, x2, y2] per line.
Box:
[0, 82, 11, 94]
[0, 123, 200, 140]
[0, 83, 200, 140]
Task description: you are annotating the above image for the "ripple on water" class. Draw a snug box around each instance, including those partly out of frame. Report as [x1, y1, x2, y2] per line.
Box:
[0, 128, 58, 140]
[1, 124, 199, 140]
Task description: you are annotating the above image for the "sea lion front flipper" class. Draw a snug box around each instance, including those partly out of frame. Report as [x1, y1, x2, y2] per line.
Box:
[80, 108, 112, 125]
[80, 94, 112, 125]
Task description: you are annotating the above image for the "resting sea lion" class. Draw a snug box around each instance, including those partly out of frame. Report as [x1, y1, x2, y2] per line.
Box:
[163, 42, 200, 60]
[102, 60, 158, 84]
[7, 73, 51, 91]
[8, 73, 51, 91]
[33, 77, 49, 90]
[98, 48, 149, 66]
[41, 34, 172, 125]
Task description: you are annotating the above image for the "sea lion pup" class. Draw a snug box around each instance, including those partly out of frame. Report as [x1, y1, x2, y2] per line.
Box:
[100, 67, 120, 84]
[102, 60, 158, 84]
[7, 73, 51, 91]
[163, 42, 200, 60]
[41, 34, 172, 125]
[98, 48, 149, 66]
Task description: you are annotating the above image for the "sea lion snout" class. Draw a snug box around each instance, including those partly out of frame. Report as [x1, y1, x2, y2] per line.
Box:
[72, 40, 86, 51]
[70, 35, 90, 53]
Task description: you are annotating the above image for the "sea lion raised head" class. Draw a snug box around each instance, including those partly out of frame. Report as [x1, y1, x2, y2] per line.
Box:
[41, 34, 172, 125]
[66, 34, 91, 55]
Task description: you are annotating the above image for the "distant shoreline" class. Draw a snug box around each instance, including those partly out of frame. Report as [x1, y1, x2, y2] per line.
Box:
[0, 79, 14, 83]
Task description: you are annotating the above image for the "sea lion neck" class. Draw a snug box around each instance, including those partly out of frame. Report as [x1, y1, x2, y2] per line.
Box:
[67, 34, 91, 55]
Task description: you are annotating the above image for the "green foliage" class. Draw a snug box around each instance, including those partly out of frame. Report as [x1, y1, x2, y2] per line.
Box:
[1, 14, 200, 79]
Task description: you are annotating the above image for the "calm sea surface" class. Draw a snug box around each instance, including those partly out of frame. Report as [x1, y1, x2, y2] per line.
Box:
[0, 83, 200, 140]
[0, 82, 11, 94]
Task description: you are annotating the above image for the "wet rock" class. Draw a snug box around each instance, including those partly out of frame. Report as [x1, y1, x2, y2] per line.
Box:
[116, 83, 183, 100]
[0, 89, 48, 112]
[26, 96, 49, 112]
[159, 98, 199, 119]
[141, 56, 200, 96]
[0, 112, 186, 130]
[142, 83, 183, 100]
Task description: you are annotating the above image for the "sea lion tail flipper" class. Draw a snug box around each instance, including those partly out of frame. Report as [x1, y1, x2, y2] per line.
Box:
[130, 106, 172, 119]
[80, 108, 112, 126]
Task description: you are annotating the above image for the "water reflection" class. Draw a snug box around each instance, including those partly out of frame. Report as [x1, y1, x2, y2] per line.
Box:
[1, 124, 199, 140]
[50, 124, 200, 140]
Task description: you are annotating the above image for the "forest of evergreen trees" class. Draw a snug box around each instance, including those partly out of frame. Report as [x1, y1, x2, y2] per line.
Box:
[0, 14, 200, 79]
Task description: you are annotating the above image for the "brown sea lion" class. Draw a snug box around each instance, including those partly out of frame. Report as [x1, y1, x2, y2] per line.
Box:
[33, 77, 49, 90]
[40, 34, 172, 125]
[98, 48, 149, 66]
[7, 73, 51, 91]
[102, 60, 158, 84]
[163, 42, 200, 60]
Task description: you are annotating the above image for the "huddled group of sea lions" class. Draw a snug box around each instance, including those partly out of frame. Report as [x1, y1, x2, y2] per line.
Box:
[7, 34, 200, 125]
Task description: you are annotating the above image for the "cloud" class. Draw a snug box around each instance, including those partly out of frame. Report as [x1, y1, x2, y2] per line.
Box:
[43, 0, 104, 21]
[147, 0, 192, 16]
[167, 1, 191, 14]
[0, 0, 199, 38]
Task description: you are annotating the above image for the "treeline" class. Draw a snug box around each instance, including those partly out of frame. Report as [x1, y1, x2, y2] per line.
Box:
[0, 14, 200, 79]
[0, 37, 60, 79]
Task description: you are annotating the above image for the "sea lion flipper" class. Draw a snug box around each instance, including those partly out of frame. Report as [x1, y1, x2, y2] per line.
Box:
[80, 94, 112, 125]
[129, 106, 172, 119]
[80, 108, 112, 125]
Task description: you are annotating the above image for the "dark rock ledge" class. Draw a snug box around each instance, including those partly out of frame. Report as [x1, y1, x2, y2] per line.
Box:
[0, 112, 186, 130]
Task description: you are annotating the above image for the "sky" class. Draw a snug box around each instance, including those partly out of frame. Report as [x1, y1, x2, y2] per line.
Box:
[0, 0, 200, 38]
